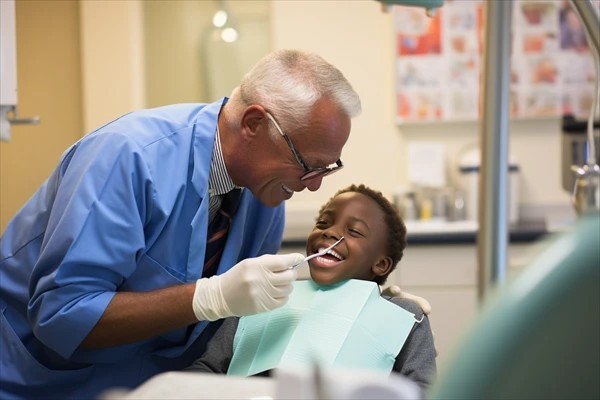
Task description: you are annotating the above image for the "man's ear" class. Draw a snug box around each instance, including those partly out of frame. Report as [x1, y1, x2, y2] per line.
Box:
[372, 256, 393, 277]
[240, 105, 267, 141]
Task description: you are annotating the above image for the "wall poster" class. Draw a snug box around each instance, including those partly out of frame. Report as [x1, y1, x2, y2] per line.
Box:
[394, 0, 598, 123]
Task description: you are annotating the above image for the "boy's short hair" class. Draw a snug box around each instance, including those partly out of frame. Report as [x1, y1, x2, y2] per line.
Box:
[317, 184, 407, 285]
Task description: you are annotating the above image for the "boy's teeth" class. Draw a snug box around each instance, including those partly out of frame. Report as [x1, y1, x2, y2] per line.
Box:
[322, 249, 343, 260]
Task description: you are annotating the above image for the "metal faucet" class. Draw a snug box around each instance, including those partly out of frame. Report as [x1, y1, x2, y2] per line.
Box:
[572, 164, 600, 216]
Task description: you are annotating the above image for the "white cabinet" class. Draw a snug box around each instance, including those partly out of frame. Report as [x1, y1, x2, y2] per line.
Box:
[1, 0, 17, 141]
[386, 245, 477, 369]
[0, 0, 40, 141]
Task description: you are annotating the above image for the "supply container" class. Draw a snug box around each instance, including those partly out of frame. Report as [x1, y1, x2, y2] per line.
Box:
[458, 149, 520, 224]
[392, 188, 419, 221]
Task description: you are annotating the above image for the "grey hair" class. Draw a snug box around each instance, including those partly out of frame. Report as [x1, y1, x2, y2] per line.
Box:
[230, 49, 361, 130]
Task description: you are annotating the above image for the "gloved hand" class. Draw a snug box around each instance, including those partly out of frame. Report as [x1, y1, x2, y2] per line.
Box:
[381, 285, 432, 315]
[193, 253, 304, 321]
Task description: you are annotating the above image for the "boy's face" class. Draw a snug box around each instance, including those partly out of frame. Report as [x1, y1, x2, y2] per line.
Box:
[306, 192, 393, 286]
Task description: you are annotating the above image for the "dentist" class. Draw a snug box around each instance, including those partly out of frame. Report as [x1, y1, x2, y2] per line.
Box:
[0, 49, 361, 399]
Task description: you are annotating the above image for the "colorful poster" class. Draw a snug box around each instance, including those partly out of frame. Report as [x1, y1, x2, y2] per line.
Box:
[394, 0, 597, 123]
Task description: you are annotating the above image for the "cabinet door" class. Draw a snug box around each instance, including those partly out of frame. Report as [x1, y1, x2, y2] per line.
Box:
[386, 244, 478, 366]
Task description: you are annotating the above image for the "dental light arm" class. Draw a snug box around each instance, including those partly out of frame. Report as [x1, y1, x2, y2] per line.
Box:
[375, 0, 444, 16]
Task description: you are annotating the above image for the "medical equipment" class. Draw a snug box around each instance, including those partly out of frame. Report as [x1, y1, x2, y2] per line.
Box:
[274, 365, 422, 400]
[377, 0, 443, 16]
[290, 236, 344, 269]
[571, 163, 600, 215]
[561, 116, 600, 194]
[567, 2, 600, 217]
[101, 365, 423, 400]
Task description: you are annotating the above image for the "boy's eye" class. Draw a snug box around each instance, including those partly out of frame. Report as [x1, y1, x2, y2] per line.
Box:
[348, 228, 363, 237]
[315, 219, 330, 228]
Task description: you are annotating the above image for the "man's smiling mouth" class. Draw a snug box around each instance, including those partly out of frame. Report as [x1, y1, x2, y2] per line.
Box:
[282, 185, 293, 195]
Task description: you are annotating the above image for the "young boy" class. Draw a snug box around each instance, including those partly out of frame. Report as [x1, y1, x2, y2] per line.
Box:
[189, 184, 437, 388]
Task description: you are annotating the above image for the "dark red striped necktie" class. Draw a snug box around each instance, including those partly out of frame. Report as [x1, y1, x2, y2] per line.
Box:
[202, 188, 242, 278]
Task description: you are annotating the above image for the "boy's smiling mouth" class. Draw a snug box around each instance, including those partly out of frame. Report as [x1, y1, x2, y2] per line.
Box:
[311, 248, 345, 267]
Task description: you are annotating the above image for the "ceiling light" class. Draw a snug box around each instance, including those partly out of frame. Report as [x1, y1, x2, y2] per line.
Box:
[221, 27, 238, 43]
[212, 10, 228, 28]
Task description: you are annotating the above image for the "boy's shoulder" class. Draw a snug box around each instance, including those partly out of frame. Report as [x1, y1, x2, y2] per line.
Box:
[386, 296, 425, 318]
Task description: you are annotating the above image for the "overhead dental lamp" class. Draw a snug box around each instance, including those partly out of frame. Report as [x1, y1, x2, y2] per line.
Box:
[376, 0, 443, 16]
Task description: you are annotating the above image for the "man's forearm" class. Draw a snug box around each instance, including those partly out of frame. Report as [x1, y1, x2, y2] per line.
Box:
[80, 283, 197, 349]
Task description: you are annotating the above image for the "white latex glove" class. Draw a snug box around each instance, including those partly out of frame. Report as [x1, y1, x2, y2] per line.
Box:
[193, 253, 304, 321]
[382, 285, 432, 315]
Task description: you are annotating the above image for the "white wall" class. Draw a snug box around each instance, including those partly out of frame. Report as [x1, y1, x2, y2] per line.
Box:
[270, 0, 572, 226]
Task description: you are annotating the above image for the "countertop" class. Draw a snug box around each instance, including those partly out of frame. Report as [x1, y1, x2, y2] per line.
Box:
[403, 218, 550, 244]
[282, 218, 551, 248]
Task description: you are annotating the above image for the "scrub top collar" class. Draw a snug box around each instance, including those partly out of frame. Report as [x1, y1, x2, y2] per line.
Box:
[208, 123, 238, 197]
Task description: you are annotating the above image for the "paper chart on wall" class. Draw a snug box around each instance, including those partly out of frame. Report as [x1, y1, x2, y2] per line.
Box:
[393, 0, 598, 123]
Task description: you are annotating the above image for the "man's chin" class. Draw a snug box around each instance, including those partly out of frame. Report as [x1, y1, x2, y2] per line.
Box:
[260, 194, 287, 208]
[246, 186, 287, 208]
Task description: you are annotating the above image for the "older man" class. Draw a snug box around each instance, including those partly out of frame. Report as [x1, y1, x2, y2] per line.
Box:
[0, 49, 361, 399]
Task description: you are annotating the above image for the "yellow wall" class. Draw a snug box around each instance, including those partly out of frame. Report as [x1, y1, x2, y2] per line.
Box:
[143, 0, 212, 107]
[79, 0, 145, 132]
[0, 0, 83, 232]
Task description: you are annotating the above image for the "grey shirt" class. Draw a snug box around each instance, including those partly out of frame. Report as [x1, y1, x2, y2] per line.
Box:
[188, 297, 437, 389]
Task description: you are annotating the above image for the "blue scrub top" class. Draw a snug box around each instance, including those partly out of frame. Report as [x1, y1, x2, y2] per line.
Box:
[0, 98, 285, 399]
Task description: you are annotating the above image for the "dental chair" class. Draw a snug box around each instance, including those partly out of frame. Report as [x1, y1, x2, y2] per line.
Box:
[427, 214, 599, 400]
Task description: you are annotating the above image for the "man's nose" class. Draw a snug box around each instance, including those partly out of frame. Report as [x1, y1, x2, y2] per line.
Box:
[303, 176, 324, 192]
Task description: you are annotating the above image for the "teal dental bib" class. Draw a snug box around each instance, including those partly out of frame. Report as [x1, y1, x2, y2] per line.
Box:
[227, 279, 416, 376]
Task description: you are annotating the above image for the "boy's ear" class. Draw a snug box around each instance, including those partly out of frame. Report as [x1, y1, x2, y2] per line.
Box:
[372, 256, 393, 277]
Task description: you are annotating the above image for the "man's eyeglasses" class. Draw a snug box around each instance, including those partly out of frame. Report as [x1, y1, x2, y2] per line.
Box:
[266, 112, 343, 181]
